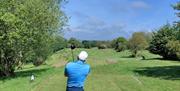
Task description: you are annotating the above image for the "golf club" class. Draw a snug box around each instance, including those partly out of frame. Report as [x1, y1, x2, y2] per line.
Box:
[70, 44, 76, 61]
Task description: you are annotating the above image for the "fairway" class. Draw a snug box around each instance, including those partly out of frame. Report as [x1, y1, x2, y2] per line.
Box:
[0, 48, 180, 91]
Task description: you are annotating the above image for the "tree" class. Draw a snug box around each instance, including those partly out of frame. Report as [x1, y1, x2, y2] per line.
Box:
[173, 1, 180, 26]
[0, 0, 67, 76]
[149, 1, 180, 60]
[173, 2, 180, 40]
[149, 24, 178, 59]
[166, 40, 180, 60]
[128, 32, 148, 57]
[82, 40, 98, 49]
[82, 40, 92, 49]
[148, 2, 180, 60]
[96, 41, 111, 49]
[111, 37, 127, 52]
[144, 32, 153, 44]
[51, 35, 67, 52]
[68, 38, 83, 48]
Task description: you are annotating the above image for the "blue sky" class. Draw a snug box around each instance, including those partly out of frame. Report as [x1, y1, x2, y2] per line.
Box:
[63, 0, 179, 40]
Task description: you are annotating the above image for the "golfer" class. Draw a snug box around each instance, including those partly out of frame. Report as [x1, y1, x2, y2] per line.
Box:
[64, 51, 90, 91]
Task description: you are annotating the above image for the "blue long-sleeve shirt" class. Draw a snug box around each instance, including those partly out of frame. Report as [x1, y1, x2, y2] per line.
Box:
[65, 60, 90, 87]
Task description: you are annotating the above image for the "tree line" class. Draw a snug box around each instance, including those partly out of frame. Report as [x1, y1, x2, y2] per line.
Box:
[66, 32, 150, 57]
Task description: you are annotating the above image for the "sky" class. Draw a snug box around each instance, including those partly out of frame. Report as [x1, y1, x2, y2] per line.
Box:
[62, 0, 179, 40]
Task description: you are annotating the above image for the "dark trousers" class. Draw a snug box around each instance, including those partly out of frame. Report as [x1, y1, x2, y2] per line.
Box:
[66, 87, 84, 91]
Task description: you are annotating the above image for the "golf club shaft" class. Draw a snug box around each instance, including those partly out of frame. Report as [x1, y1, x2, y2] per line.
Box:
[71, 49, 74, 61]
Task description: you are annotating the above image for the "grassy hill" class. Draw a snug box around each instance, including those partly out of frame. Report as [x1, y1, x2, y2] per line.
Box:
[0, 48, 180, 91]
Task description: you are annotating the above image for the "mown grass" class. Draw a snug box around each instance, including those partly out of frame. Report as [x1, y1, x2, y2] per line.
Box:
[0, 48, 180, 91]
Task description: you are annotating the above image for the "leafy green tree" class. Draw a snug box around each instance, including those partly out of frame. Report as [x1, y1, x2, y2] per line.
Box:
[128, 32, 148, 57]
[144, 32, 153, 44]
[111, 37, 127, 52]
[0, 0, 67, 76]
[68, 38, 83, 48]
[173, 2, 180, 40]
[166, 40, 180, 60]
[51, 35, 67, 52]
[96, 41, 112, 49]
[149, 24, 179, 59]
[148, 1, 180, 60]
[82, 40, 92, 49]
[173, 1, 180, 26]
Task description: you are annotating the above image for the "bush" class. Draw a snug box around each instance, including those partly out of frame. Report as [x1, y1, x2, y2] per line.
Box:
[166, 40, 180, 60]
[111, 37, 127, 52]
[115, 45, 127, 52]
[98, 44, 107, 49]
[33, 57, 44, 66]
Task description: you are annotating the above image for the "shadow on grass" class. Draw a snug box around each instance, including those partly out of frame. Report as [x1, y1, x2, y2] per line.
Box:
[142, 58, 163, 60]
[134, 66, 180, 80]
[143, 57, 180, 61]
[120, 55, 135, 58]
[0, 68, 50, 82]
[16, 68, 50, 77]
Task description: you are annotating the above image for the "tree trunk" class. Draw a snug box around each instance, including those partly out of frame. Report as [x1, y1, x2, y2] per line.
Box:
[132, 50, 138, 57]
[0, 69, 15, 77]
[0, 57, 15, 77]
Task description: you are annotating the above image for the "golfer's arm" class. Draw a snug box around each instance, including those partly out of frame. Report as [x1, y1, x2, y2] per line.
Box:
[64, 72, 68, 77]
[64, 67, 68, 77]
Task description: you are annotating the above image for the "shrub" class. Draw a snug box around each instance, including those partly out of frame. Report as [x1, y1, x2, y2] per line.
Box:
[111, 37, 127, 52]
[166, 40, 180, 60]
[98, 44, 107, 49]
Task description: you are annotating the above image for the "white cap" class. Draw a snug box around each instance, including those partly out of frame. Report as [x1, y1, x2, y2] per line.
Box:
[78, 51, 88, 60]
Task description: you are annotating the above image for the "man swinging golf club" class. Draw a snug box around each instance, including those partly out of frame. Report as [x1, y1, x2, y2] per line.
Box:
[64, 50, 90, 91]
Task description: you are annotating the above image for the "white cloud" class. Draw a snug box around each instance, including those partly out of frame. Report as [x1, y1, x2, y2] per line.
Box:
[64, 15, 129, 40]
[108, 0, 150, 14]
[67, 15, 125, 33]
[131, 1, 150, 9]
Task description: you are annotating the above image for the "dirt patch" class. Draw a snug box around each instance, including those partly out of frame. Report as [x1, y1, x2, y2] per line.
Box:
[53, 60, 67, 68]
[106, 59, 118, 64]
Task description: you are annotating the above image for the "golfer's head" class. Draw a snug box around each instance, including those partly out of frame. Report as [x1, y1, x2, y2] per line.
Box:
[78, 51, 88, 61]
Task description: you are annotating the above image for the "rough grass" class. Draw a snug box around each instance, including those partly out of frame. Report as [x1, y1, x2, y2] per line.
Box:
[0, 48, 180, 91]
